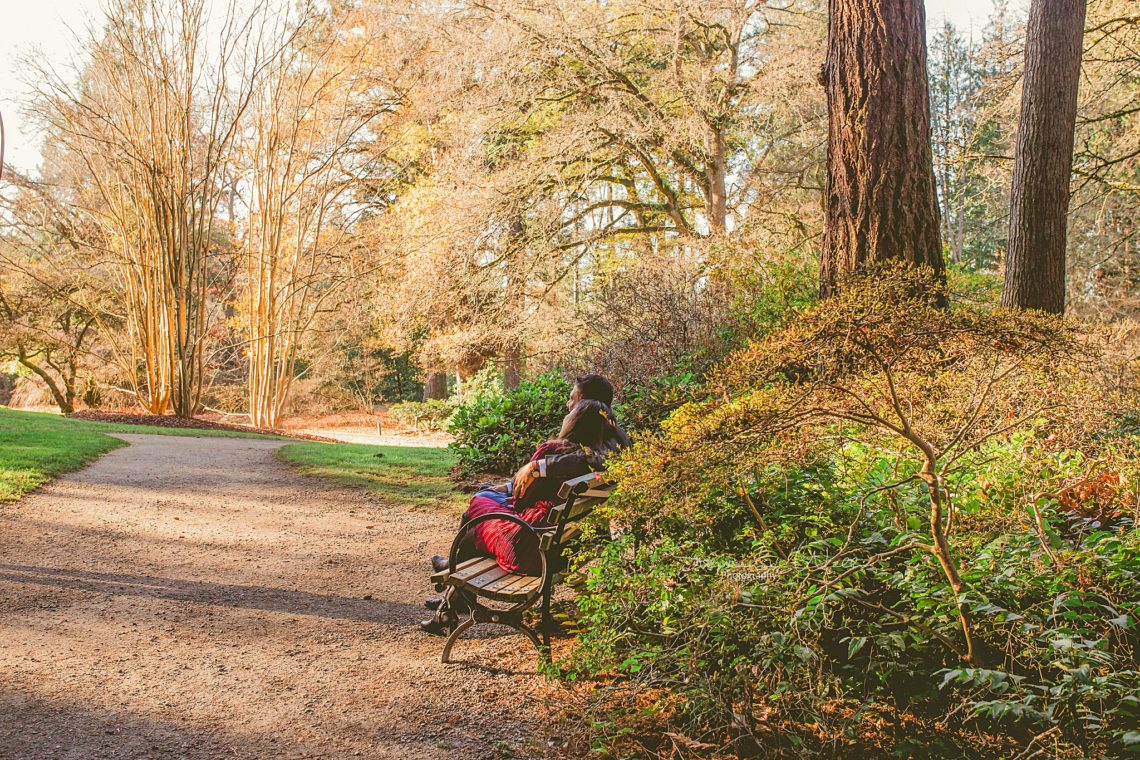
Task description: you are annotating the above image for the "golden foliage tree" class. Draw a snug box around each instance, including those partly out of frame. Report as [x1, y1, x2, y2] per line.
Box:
[238, 14, 383, 428]
[32, 0, 268, 415]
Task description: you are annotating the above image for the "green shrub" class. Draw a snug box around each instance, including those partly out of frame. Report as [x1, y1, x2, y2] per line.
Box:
[726, 249, 818, 339]
[608, 253, 816, 436]
[615, 371, 704, 433]
[455, 365, 505, 403]
[558, 270, 1140, 757]
[199, 382, 247, 415]
[387, 399, 455, 432]
[449, 370, 572, 476]
[81, 378, 102, 409]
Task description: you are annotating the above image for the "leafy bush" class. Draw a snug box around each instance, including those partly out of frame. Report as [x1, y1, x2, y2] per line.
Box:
[81, 378, 103, 409]
[725, 248, 819, 339]
[199, 382, 248, 415]
[387, 399, 455, 432]
[449, 370, 572, 476]
[610, 252, 818, 435]
[556, 255, 736, 390]
[455, 364, 504, 403]
[558, 269, 1140, 757]
[615, 371, 705, 433]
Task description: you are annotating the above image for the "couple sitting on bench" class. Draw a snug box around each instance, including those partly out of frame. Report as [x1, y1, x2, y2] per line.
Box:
[420, 374, 628, 635]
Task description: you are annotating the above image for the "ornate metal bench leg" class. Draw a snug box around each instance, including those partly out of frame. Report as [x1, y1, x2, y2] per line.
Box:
[441, 612, 475, 664]
[515, 618, 543, 655]
[540, 591, 553, 650]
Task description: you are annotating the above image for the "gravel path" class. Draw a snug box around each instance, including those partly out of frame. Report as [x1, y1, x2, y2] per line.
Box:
[0, 434, 564, 759]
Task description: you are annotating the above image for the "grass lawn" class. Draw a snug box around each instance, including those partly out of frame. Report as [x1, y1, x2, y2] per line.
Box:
[275, 442, 466, 512]
[1, 406, 464, 511]
[0, 406, 278, 502]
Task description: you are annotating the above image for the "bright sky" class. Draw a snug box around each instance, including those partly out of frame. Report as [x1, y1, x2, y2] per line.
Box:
[0, 0, 1028, 175]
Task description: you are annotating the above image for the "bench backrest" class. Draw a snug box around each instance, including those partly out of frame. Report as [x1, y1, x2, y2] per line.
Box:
[544, 472, 613, 548]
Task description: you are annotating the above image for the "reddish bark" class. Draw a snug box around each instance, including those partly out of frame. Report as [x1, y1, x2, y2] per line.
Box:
[819, 0, 945, 297]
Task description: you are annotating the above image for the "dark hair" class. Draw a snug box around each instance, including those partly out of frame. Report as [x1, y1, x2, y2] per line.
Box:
[574, 374, 615, 407]
[556, 399, 623, 458]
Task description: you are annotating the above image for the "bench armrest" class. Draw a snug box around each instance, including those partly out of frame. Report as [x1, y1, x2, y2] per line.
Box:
[557, 471, 606, 500]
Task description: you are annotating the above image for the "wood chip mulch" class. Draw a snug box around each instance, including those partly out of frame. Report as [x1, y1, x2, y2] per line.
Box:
[65, 411, 337, 443]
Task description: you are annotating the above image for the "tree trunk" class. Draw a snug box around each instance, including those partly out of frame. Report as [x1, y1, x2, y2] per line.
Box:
[939, 165, 953, 259]
[502, 343, 522, 390]
[503, 215, 525, 391]
[955, 190, 965, 264]
[819, 0, 945, 297]
[1001, 0, 1086, 314]
[16, 348, 74, 414]
[423, 371, 448, 401]
[707, 128, 728, 236]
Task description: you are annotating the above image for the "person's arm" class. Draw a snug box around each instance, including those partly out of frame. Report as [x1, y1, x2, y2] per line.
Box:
[511, 441, 562, 503]
[511, 460, 539, 502]
[513, 448, 605, 503]
[542, 449, 602, 481]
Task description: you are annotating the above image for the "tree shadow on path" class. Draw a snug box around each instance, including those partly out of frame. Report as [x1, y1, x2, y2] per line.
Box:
[0, 686, 315, 760]
[0, 564, 416, 625]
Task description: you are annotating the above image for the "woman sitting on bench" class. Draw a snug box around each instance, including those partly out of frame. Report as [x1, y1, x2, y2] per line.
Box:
[421, 399, 626, 633]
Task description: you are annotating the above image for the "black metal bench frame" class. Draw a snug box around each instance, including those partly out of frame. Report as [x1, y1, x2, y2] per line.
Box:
[429, 471, 612, 664]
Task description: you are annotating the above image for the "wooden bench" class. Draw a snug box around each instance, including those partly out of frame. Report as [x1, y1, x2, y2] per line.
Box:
[429, 471, 614, 663]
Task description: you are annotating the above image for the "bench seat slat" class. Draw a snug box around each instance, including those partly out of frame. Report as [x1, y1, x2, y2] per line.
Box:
[452, 556, 498, 577]
[430, 555, 494, 585]
[452, 557, 497, 575]
[456, 556, 492, 571]
[505, 574, 541, 594]
[480, 571, 537, 596]
[478, 573, 520, 594]
[455, 564, 510, 589]
[469, 573, 541, 601]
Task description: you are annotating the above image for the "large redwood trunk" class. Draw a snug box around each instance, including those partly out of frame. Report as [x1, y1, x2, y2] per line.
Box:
[819, 0, 944, 297]
[1001, 0, 1086, 314]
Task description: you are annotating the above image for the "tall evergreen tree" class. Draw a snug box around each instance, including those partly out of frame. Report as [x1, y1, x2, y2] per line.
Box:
[819, 0, 944, 297]
[1002, 0, 1088, 313]
[930, 21, 973, 264]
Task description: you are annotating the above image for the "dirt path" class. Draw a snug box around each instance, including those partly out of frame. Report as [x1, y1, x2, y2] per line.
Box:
[0, 434, 565, 759]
